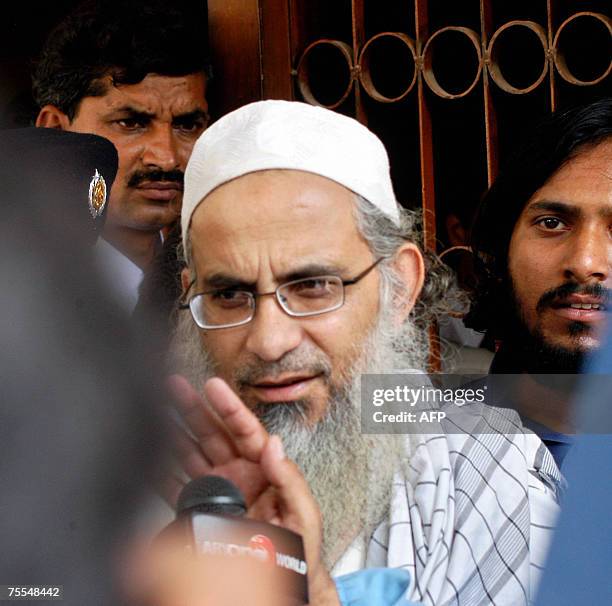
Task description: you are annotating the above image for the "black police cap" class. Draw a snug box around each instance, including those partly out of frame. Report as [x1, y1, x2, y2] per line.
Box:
[0, 127, 118, 246]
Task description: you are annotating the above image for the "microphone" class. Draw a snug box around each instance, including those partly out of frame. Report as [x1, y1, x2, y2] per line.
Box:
[177, 475, 247, 516]
[161, 476, 308, 606]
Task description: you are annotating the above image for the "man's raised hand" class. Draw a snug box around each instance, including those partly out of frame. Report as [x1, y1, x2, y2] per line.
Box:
[164, 375, 270, 506]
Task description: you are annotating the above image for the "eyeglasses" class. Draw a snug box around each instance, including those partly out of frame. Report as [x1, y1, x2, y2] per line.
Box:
[180, 257, 386, 330]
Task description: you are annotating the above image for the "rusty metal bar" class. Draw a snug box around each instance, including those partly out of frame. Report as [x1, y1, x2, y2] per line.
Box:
[351, 0, 366, 123]
[414, 0, 440, 369]
[480, 0, 498, 186]
[547, 0, 558, 111]
[260, 0, 294, 100]
[207, 0, 262, 115]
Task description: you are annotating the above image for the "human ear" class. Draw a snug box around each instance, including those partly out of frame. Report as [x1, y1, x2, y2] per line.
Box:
[180, 267, 193, 296]
[35, 105, 71, 129]
[390, 243, 425, 325]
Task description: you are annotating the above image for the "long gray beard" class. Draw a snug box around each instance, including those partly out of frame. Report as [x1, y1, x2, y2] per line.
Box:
[170, 308, 428, 567]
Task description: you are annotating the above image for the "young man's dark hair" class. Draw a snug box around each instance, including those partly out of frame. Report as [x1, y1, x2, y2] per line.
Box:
[33, 0, 210, 121]
[467, 97, 612, 341]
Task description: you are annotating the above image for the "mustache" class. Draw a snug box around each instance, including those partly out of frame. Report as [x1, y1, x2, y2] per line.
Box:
[127, 169, 184, 188]
[233, 349, 332, 389]
[536, 282, 612, 312]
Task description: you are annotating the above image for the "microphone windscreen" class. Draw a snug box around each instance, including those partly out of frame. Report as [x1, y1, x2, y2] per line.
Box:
[176, 475, 247, 516]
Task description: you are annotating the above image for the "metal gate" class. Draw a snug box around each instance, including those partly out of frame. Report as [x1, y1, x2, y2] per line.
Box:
[208, 0, 610, 254]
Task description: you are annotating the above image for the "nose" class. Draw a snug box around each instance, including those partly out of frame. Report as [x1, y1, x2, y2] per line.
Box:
[563, 224, 611, 283]
[141, 124, 180, 172]
[244, 295, 303, 362]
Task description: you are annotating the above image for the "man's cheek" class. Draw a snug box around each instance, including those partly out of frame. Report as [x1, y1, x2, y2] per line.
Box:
[510, 275, 538, 325]
[200, 340, 227, 374]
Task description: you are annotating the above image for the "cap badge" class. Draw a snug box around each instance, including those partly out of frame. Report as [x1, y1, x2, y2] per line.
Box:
[88, 169, 107, 218]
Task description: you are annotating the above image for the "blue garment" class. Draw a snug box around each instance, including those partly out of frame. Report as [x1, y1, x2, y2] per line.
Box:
[335, 568, 420, 606]
[535, 435, 612, 605]
[535, 329, 612, 605]
[467, 366, 575, 469]
[521, 417, 574, 469]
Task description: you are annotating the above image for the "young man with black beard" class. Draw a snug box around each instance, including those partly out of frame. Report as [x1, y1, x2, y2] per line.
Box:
[468, 98, 612, 469]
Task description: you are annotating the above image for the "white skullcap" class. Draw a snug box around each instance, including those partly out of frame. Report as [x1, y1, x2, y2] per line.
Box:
[181, 100, 400, 247]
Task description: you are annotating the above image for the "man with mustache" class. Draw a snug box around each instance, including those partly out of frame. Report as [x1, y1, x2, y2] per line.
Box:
[33, 0, 209, 310]
[168, 100, 560, 605]
[468, 97, 612, 468]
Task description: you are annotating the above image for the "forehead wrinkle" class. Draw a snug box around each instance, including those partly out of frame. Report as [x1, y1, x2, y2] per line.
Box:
[189, 170, 374, 284]
[193, 208, 306, 253]
[192, 173, 362, 241]
[193, 227, 350, 285]
[191, 214, 364, 272]
[101, 75, 206, 118]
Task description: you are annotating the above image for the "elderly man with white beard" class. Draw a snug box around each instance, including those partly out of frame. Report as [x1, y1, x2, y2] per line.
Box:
[166, 100, 561, 606]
